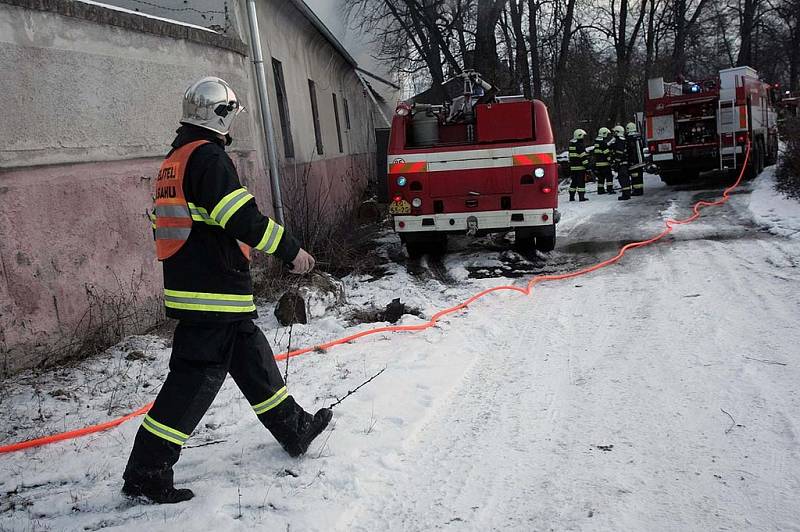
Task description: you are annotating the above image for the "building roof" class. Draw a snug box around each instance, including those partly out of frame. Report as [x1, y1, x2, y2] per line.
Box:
[289, 0, 357, 67]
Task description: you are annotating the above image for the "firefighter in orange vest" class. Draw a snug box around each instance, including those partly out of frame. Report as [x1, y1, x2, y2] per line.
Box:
[123, 77, 332, 504]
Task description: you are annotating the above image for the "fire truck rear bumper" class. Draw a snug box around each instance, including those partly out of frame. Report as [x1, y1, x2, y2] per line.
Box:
[393, 208, 558, 233]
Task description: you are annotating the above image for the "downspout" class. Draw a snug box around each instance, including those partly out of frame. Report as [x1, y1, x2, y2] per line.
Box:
[356, 70, 391, 128]
[245, 0, 285, 225]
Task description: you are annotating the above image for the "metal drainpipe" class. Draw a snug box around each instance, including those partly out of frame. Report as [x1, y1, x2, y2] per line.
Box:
[245, 0, 285, 225]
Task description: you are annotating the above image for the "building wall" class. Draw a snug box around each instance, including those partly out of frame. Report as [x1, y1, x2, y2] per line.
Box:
[0, 0, 374, 375]
[245, 0, 376, 230]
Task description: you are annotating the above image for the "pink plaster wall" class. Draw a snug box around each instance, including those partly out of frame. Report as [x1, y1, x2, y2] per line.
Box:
[0, 159, 162, 374]
[0, 151, 369, 375]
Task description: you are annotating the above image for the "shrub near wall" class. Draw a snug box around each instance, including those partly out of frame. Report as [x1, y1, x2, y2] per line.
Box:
[777, 117, 800, 199]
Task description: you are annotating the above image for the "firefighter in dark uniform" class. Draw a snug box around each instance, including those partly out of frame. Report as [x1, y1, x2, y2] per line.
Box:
[593, 127, 614, 195]
[626, 122, 646, 196]
[122, 77, 332, 504]
[568, 128, 590, 202]
[609, 125, 632, 201]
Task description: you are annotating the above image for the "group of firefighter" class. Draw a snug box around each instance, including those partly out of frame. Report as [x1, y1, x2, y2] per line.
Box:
[568, 122, 645, 202]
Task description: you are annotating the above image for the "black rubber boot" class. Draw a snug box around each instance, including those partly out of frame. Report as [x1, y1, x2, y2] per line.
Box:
[597, 187, 606, 195]
[618, 191, 631, 201]
[578, 192, 589, 202]
[266, 398, 333, 457]
[122, 480, 194, 504]
[606, 185, 615, 194]
[569, 192, 575, 201]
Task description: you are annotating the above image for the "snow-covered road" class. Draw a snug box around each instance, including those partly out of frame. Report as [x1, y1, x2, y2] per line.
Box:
[2, 170, 799, 531]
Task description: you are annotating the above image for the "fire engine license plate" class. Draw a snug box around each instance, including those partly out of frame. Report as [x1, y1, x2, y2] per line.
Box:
[389, 200, 411, 214]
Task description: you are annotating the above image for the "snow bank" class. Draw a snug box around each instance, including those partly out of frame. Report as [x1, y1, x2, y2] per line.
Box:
[748, 166, 800, 239]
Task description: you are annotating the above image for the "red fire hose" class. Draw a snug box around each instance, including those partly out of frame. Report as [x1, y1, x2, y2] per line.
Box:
[0, 143, 751, 455]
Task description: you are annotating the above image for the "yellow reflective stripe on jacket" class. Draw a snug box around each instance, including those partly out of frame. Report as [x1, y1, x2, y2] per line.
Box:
[252, 386, 289, 415]
[141, 415, 190, 446]
[187, 202, 221, 227]
[163, 289, 256, 313]
[211, 188, 254, 228]
[255, 219, 285, 254]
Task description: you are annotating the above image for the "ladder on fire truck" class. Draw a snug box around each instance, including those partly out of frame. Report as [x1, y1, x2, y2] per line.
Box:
[718, 98, 737, 170]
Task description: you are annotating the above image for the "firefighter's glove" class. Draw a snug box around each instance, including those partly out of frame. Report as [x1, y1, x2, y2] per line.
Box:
[289, 248, 316, 275]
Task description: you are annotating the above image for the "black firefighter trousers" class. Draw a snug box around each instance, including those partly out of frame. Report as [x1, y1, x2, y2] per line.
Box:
[123, 320, 295, 487]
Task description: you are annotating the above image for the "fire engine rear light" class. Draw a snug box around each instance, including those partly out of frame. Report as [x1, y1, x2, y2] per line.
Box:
[393, 195, 402, 203]
[398, 221, 405, 228]
[542, 214, 549, 222]
[396, 176, 407, 187]
[541, 186, 553, 194]
[534, 168, 545, 178]
[411, 198, 422, 208]
[736, 133, 748, 144]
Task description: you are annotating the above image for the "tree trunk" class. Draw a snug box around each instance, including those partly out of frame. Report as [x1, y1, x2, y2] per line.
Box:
[500, 7, 516, 90]
[474, 0, 505, 82]
[510, 0, 532, 98]
[644, 0, 657, 110]
[671, 0, 687, 77]
[736, 0, 757, 66]
[791, 22, 800, 91]
[671, 0, 710, 77]
[528, 0, 542, 99]
[553, 0, 577, 140]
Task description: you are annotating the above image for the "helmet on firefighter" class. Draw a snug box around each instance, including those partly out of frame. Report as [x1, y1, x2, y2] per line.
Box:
[598, 127, 611, 138]
[626, 122, 638, 135]
[573, 128, 587, 140]
[180, 77, 245, 136]
[613, 125, 625, 137]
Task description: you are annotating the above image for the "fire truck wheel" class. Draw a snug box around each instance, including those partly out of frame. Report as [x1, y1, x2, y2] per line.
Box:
[515, 227, 555, 254]
[746, 143, 762, 180]
[535, 234, 556, 252]
[402, 234, 447, 259]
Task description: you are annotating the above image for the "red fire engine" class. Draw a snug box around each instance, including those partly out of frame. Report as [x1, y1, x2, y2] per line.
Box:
[386, 72, 559, 257]
[645, 66, 779, 184]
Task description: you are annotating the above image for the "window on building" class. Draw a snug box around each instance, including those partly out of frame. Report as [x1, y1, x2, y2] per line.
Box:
[271, 58, 294, 158]
[308, 79, 324, 155]
[343, 98, 351, 130]
[332, 93, 344, 153]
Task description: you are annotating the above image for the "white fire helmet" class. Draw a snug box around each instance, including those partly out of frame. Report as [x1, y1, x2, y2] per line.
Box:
[598, 127, 611, 138]
[626, 122, 638, 135]
[613, 125, 625, 137]
[573, 128, 587, 140]
[180, 77, 245, 136]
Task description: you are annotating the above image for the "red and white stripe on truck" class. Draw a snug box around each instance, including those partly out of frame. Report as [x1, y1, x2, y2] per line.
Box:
[388, 143, 558, 233]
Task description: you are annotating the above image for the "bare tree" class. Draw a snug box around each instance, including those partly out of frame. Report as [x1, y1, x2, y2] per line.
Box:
[473, 0, 506, 81]
[509, 0, 532, 97]
[670, 0, 710, 77]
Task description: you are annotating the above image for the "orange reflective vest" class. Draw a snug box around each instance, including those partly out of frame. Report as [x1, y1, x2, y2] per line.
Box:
[154, 140, 251, 261]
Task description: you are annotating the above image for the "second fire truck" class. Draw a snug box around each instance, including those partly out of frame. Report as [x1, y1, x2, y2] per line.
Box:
[645, 66, 779, 184]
